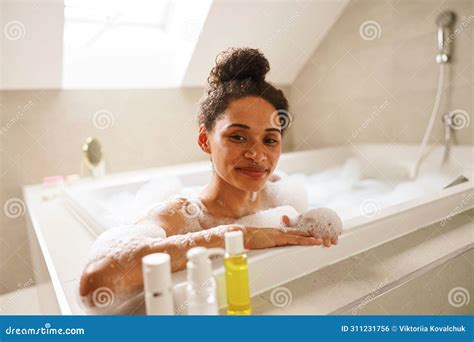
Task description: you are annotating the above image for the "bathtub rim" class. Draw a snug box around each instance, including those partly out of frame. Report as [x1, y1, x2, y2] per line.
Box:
[61, 143, 473, 237]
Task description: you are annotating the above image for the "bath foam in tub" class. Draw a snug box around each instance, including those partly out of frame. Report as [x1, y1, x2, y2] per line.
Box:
[263, 173, 309, 213]
[80, 175, 340, 313]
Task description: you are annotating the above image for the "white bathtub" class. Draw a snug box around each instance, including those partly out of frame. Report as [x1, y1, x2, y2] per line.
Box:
[60, 143, 473, 313]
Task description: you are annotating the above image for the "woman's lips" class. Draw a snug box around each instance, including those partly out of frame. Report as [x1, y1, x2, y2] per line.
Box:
[236, 168, 268, 178]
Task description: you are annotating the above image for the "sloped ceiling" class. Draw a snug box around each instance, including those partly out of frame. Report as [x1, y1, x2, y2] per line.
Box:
[182, 0, 350, 86]
[0, 0, 349, 89]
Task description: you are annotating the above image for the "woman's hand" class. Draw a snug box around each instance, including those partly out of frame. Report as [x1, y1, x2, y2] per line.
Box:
[229, 226, 322, 249]
[281, 210, 341, 247]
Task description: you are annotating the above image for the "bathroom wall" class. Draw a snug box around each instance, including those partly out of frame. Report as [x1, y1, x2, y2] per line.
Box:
[1, 0, 473, 297]
[288, 0, 473, 150]
[0, 87, 292, 295]
[0, 89, 198, 294]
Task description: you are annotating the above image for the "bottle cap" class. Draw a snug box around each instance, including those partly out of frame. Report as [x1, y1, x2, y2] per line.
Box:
[142, 253, 172, 288]
[186, 246, 208, 263]
[225, 230, 244, 255]
[186, 247, 224, 284]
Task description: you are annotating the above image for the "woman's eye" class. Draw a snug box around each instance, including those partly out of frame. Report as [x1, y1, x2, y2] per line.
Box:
[230, 135, 246, 142]
[265, 138, 279, 145]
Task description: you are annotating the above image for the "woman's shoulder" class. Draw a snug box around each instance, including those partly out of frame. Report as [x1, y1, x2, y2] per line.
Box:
[138, 196, 204, 233]
[142, 197, 189, 219]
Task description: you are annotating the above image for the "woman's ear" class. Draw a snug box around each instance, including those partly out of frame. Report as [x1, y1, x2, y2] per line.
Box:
[198, 124, 211, 154]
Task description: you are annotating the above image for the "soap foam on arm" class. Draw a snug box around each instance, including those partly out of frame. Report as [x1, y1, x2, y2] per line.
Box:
[78, 222, 168, 315]
[86, 223, 167, 265]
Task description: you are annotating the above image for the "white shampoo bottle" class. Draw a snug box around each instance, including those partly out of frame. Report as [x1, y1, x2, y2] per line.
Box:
[142, 253, 174, 315]
[185, 247, 225, 315]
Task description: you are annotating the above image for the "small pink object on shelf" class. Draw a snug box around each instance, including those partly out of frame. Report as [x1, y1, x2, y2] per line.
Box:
[42, 175, 64, 185]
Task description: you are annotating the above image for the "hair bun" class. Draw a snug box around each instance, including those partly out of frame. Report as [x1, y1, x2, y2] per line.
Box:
[208, 48, 270, 87]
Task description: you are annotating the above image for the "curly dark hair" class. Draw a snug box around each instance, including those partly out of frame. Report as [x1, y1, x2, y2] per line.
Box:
[197, 47, 290, 134]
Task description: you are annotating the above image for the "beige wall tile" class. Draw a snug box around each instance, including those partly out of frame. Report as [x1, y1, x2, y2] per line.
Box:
[289, 0, 473, 150]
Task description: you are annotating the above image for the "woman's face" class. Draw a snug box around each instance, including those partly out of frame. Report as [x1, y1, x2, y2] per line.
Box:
[200, 96, 282, 193]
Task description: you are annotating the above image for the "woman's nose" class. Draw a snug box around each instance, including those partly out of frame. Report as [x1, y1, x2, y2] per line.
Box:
[244, 145, 267, 163]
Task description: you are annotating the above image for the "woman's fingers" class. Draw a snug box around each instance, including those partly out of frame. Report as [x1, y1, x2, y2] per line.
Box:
[323, 238, 331, 247]
[282, 235, 321, 246]
[278, 228, 339, 247]
[279, 226, 312, 237]
[275, 231, 321, 246]
[246, 227, 339, 249]
[280, 215, 291, 227]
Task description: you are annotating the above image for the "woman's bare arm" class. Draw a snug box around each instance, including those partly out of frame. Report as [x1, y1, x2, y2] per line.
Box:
[79, 200, 322, 310]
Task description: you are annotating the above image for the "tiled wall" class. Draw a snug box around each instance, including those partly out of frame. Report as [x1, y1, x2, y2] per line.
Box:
[0, 89, 203, 294]
[288, 0, 473, 150]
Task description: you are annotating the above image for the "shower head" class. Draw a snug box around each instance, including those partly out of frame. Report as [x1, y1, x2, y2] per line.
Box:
[436, 11, 456, 27]
[435, 11, 456, 63]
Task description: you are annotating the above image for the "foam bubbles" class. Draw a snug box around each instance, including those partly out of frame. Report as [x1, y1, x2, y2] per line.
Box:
[236, 205, 299, 228]
[264, 174, 309, 213]
[87, 223, 166, 264]
[289, 208, 343, 239]
[234, 205, 342, 239]
[304, 158, 453, 220]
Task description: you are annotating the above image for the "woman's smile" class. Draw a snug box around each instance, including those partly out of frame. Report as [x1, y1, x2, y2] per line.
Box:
[235, 166, 269, 178]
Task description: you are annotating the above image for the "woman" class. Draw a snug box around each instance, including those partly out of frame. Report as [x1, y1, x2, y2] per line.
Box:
[79, 48, 338, 310]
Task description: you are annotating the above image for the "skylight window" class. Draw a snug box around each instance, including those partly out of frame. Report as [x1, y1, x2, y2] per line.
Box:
[62, 0, 212, 88]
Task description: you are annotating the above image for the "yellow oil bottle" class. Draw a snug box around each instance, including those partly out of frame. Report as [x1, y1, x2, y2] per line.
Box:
[224, 230, 252, 315]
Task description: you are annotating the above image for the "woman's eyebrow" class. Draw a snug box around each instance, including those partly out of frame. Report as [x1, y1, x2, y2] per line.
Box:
[226, 123, 250, 129]
[265, 128, 282, 134]
[226, 123, 281, 134]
